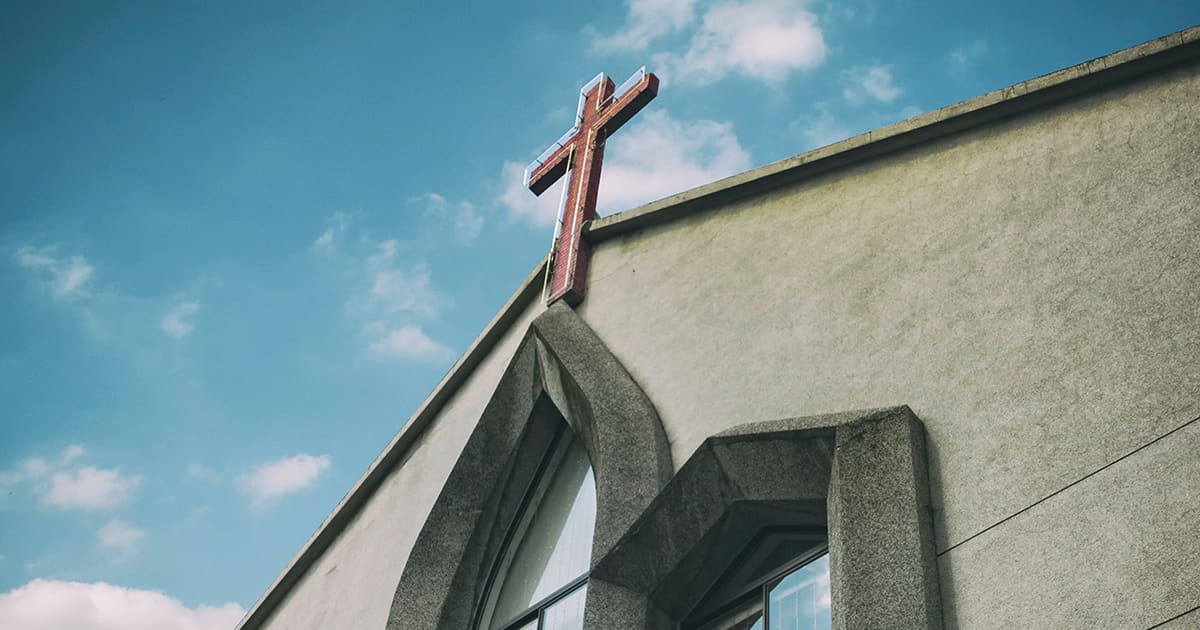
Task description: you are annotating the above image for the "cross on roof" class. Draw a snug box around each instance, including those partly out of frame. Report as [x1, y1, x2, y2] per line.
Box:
[525, 67, 659, 306]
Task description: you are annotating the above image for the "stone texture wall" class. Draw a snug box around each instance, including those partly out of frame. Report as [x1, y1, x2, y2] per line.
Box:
[579, 61, 1200, 629]
[248, 51, 1199, 630]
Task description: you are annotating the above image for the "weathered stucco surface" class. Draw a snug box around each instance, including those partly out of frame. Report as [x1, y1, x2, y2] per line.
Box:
[254, 299, 545, 630]
[938, 418, 1200, 629]
[579, 62, 1199, 627]
[242, 33, 1199, 630]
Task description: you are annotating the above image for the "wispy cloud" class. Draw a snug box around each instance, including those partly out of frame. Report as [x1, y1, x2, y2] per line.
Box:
[22, 458, 50, 480]
[591, 0, 699, 53]
[1, 445, 89, 489]
[418, 193, 484, 245]
[793, 102, 922, 152]
[794, 108, 854, 149]
[594, 0, 827, 86]
[498, 163, 562, 228]
[42, 467, 142, 511]
[314, 214, 456, 363]
[366, 325, 455, 362]
[160, 302, 200, 340]
[360, 242, 448, 320]
[14, 246, 94, 299]
[98, 519, 145, 561]
[60, 445, 85, 465]
[185, 463, 220, 483]
[501, 108, 752, 226]
[312, 211, 351, 254]
[842, 64, 902, 104]
[238, 453, 331, 505]
[1, 457, 48, 488]
[657, 0, 826, 85]
[598, 109, 753, 211]
[950, 39, 989, 71]
[0, 579, 245, 630]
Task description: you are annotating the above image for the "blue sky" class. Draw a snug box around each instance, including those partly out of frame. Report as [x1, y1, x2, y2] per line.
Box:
[1, 1, 1197, 627]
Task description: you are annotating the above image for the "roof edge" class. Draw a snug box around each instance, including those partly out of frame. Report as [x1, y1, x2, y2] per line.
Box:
[237, 258, 546, 629]
[236, 23, 1200, 629]
[587, 24, 1200, 242]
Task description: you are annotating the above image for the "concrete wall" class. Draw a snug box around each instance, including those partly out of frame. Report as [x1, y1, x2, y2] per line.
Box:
[578, 61, 1199, 628]
[254, 299, 545, 630]
[246, 39, 1199, 630]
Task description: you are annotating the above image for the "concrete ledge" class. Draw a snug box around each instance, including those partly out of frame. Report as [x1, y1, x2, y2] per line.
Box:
[588, 406, 943, 630]
[586, 24, 1200, 244]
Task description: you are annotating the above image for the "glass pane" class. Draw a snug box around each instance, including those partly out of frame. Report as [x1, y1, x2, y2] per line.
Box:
[489, 434, 596, 628]
[767, 554, 831, 630]
[542, 583, 587, 630]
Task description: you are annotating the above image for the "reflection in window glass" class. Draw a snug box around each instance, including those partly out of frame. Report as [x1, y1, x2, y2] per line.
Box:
[767, 555, 831, 630]
[487, 433, 596, 629]
[542, 583, 587, 630]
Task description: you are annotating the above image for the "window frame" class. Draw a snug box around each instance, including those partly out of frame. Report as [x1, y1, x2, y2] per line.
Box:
[489, 574, 589, 630]
[685, 531, 829, 630]
[475, 422, 594, 630]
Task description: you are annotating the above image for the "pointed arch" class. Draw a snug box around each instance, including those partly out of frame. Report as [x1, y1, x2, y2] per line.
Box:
[387, 303, 673, 630]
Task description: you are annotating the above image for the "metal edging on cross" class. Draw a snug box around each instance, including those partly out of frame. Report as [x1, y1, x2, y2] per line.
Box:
[524, 66, 659, 307]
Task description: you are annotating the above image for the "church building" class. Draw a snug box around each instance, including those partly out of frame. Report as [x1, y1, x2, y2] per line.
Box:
[237, 26, 1199, 630]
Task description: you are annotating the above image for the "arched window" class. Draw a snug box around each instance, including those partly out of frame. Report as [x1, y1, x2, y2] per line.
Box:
[684, 532, 831, 630]
[478, 424, 597, 630]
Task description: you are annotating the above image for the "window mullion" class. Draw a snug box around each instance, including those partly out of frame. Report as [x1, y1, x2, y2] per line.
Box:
[762, 583, 770, 630]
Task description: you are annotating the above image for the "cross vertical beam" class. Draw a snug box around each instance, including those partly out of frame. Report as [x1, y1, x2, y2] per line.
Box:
[525, 68, 659, 306]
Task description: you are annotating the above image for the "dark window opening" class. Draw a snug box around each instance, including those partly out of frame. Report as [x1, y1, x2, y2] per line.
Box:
[685, 530, 831, 630]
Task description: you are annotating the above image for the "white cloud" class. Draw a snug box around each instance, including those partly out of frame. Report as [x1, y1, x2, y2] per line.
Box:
[185, 463, 220, 483]
[315, 216, 454, 361]
[59, 445, 85, 466]
[599, 109, 753, 212]
[360, 243, 447, 320]
[950, 39, 989, 70]
[239, 453, 331, 505]
[499, 162, 563, 227]
[311, 211, 350, 253]
[312, 229, 335, 252]
[14, 246, 94, 299]
[592, 0, 699, 52]
[42, 467, 141, 511]
[796, 109, 853, 149]
[366, 325, 455, 362]
[22, 458, 50, 480]
[14, 248, 56, 269]
[419, 193, 485, 245]
[160, 302, 200, 340]
[97, 519, 144, 560]
[652, 0, 827, 86]
[501, 109, 752, 226]
[3, 446, 85, 488]
[0, 579, 244, 630]
[897, 104, 923, 120]
[453, 203, 484, 244]
[842, 64, 901, 104]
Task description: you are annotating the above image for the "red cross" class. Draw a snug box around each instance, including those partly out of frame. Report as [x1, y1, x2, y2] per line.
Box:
[525, 68, 659, 306]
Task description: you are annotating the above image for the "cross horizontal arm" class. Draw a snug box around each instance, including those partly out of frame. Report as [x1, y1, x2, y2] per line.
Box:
[526, 140, 574, 196]
[597, 72, 659, 137]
